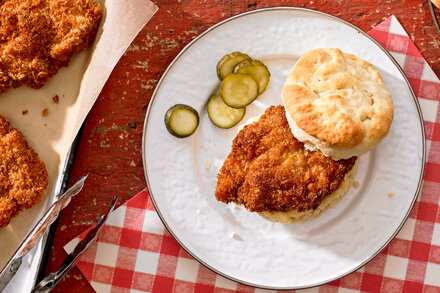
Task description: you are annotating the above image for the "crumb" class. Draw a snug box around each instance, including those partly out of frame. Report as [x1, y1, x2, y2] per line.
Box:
[44, 123, 47, 127]
[42, 108, 50, 117]
[388, 192, 395, 197]
[22, 110, 28, 115]
[52, 95, 59, 104]
[205, 160, 211, 169]
[353, 181, 360, 189]
[231, 233, 243, 241]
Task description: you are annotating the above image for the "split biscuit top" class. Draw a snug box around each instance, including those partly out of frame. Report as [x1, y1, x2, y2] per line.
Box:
[282, 48, 394, 160]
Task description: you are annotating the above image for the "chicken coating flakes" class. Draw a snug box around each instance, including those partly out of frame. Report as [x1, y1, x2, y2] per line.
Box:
[215, 106, 357, 213]
[0, 115, 48, 227]
[0, 0, 103, 94]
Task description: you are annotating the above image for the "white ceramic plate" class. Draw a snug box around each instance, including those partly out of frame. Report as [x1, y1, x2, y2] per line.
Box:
[142, 8, 425, 290]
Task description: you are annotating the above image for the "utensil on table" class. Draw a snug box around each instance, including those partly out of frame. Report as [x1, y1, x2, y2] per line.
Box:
[31, 196, 118, 293]
[0, 174, 89, 291]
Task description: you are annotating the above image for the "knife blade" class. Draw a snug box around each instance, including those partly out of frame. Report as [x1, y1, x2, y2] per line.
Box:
[31, 196, 118, 293]
[0, 174, 88, 292]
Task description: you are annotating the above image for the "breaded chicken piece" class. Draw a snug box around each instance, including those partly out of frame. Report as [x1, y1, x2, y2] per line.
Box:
[0, 0, 103, 94]
[215, 106, 357, 213]
[0, 115, 48, 227]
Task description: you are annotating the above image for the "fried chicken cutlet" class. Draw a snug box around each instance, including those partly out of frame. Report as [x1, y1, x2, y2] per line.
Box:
[0, 0, 103, 94]
[0, 115, 48, 227]
[215, 106, 357, 215]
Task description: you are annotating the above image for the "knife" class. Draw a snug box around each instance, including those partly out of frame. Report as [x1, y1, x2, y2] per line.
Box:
[0, 174, 88, 292]
[31, 196, 118, 293]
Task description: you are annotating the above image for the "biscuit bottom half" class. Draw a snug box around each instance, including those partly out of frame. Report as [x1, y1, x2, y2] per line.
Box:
[259, 159, 358, 224]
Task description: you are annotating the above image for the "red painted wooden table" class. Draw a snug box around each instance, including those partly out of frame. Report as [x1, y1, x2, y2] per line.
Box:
[44, 1, 440, 292]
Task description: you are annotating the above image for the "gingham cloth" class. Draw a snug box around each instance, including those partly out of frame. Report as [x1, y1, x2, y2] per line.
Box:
[65, 16, 440, 292]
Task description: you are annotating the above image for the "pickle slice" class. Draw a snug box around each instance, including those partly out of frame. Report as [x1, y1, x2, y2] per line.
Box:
[207, 94, 245, 129]
[233, 60, 271, 94]
[216, 52, 251, 80]
[164, 104, 199, 138]
[220, 73, 259, 108]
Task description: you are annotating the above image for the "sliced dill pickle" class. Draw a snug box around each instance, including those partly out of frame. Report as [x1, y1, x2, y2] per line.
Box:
[220, 73, 259, 108]
[216, 52, 251, 80]
[207, 94, 245, 129]
[233, 60, 271, 94]
[164, 104, 199, 138]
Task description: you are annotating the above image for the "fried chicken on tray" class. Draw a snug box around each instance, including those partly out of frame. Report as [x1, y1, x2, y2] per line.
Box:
[0, 115, 48, 227]
[0, 0, 103, 94]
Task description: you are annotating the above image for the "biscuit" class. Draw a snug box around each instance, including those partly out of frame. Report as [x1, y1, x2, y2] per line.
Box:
[282, 48, 393, 159]
[0, 115, 48, 227]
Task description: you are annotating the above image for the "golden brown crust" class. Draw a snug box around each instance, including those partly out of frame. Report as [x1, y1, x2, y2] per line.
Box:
[0, 115, 48, 227]
[0, 0, 103, 94]
[215, 106, 357, 213]
[282, 48, 393, 151]
[433, 0, 440, 8]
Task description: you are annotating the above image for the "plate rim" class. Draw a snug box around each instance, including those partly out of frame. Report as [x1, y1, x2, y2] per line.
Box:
[142, 7, 426, 290]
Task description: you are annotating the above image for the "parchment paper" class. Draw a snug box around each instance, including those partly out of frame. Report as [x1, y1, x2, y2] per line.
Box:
[0, 0, 158, 269]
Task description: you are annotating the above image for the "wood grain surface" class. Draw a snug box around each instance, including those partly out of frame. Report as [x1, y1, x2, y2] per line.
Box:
[43, 0, 440, 291]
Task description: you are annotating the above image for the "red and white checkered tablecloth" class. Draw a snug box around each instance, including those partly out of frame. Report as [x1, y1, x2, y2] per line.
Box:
[65, 15, 440, 292]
